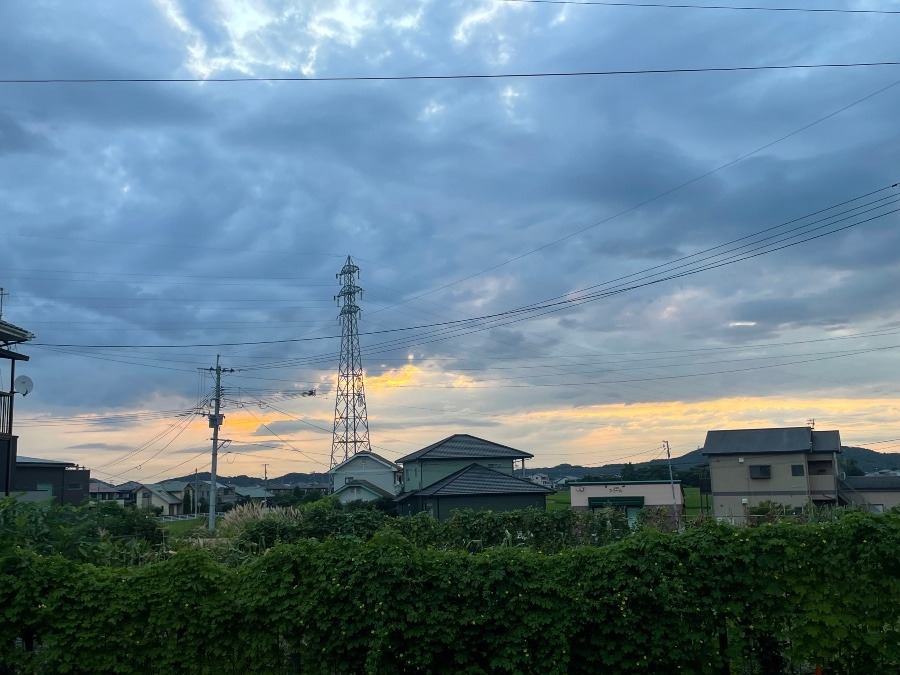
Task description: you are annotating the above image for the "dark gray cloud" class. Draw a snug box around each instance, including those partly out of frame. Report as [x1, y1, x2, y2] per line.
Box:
[3, 0, 900, 478]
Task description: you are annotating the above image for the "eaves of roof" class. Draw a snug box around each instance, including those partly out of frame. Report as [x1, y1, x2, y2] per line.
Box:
[412, 463, 555, 498]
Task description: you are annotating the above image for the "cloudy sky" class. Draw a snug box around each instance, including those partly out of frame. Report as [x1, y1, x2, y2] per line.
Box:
[3, 0, 900, 483]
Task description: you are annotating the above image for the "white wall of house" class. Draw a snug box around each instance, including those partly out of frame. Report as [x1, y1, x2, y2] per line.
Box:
[570, 482, 684, 510]
[135, 487, 182, 515]
[330, 454, 402, 496]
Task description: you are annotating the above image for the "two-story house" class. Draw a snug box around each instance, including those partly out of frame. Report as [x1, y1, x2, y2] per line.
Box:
[703, 426, 842, 522]
[395, 434, 553, 519]
[328, 451, 403, 504]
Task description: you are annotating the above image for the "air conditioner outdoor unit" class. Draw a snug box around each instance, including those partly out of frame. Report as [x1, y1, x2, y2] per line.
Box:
[741, 498, 748, 505]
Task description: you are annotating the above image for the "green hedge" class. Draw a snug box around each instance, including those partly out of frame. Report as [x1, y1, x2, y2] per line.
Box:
[2, 513, 898, 674]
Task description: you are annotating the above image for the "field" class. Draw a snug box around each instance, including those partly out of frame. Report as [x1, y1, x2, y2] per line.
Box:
[161, 517, 206, 539]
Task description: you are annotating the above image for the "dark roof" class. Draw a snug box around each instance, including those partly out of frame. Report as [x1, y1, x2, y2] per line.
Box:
[396, 434, 533, 464]
[407, 464, 554, 498]
[843, 475, 900, 491]
[334, 480, 392, 499]
[16, 455, 76, 467]
[703, 427, 842, 456]
[811, 430, 842, 453]
[234, 486, 274, 499]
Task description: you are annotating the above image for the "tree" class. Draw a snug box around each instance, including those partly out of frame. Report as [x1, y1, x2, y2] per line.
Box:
[840, 457, 865, 477]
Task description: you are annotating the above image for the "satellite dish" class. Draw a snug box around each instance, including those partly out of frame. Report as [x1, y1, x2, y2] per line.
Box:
[14, 375, 33, 396]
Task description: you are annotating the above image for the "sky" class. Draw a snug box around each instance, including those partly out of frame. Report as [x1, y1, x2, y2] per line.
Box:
[2, 0, 900, 484]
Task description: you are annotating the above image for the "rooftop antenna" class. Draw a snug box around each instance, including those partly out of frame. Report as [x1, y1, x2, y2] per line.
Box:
[807, 418, 816, 429]
[0, 287, 8, 320]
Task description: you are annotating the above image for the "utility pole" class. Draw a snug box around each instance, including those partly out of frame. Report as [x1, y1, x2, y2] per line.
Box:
[206, 355, 234, 530]
[664, 440, 680, 527]
[263, 464, 268, 489]
[193, 468, 199, 518]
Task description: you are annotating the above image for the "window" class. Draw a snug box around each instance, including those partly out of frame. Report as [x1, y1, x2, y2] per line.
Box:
[749, 465, 771, 479]
[487, 463, 501, 468]
[791, 465, 805, 477]
[68, 482, 82, 490]
[345, 476, 354, 484]
[36, 483, 53, 495]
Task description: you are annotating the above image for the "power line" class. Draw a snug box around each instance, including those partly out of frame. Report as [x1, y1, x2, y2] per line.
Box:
[27, 184, 900, 351]
[3, 62, 900, 85]
[500, 0, 900, 14]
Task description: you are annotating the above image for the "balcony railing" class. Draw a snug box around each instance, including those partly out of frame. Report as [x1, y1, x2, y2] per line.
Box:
[0, 392, 11, 436]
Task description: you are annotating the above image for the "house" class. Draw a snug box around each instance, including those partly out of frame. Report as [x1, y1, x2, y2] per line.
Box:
[88, 480, 132, 506]
[395, 434, 553, 519]
[396, 463, 554, 519]
[528, 473, 553, 488]
[1, 317, 34, 497]
[569, 480, 685, 527]
[702, 426, 843, 522]
[837, 475, 900, 513]
[195, 480, 237, 510]
[14, 455, 90, 506]
[397, 434, 533, 492]
[134, 483, 184, 515]
[233, 486, 274, 506]
[328, 451, 403, 504]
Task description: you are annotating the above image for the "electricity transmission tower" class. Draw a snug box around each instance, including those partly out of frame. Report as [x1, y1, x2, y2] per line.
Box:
[330, 255, 371, 467]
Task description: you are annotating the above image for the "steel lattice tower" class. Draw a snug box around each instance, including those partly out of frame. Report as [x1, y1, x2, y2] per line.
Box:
[330, 255, 372, 467]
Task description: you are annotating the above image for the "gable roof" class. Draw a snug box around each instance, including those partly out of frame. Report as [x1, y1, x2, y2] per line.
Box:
[333, 479, 393, 499]
[328, 451, 400, 474]
[406, 463, 554, 498]
[396, 434, 533, 464]
[703, 427, 842, 456]
[137, 483, 182, 505]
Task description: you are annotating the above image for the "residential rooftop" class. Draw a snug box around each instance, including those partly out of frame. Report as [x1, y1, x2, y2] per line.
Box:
[396, 434, 533, 464]
[703, 427, 841, 456]
[400, 463, 554, 499]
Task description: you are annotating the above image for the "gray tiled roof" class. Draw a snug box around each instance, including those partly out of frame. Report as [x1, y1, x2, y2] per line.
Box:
[396, 434, 533, 464]
[234, 486, 274, 499]
[843, 475, 900, 491]
[703, 427, 842, 456]
[141, 484, 183, 505]
[412, 464, 554, 497]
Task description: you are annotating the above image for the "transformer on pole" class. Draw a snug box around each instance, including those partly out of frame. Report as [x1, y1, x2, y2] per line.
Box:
[330, 255, 371, 467]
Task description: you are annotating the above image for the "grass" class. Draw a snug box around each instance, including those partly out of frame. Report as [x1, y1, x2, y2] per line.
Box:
[546, 491, 571, 511]
[683, 487, 705, 516]
[161, 517, 207, 539]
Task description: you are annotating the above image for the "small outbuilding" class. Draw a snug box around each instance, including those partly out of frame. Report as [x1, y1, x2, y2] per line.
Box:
[569, 480, 684, 527]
